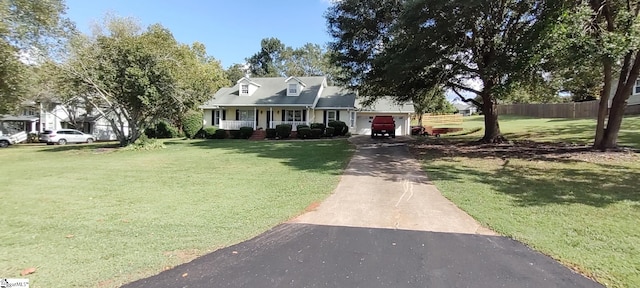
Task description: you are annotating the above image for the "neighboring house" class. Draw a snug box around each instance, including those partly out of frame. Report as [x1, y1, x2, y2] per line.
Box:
[452, 101, 477, 116]
[200, 76, 415, 136]
[0, 100, 127, 140]
[607, 79, 640, 113]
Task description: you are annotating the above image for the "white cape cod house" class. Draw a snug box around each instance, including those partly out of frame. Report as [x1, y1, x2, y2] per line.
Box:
[200, 76, 414, 136]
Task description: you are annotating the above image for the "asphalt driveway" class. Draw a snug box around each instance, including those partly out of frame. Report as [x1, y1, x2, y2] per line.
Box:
[122, 136, 603, 288]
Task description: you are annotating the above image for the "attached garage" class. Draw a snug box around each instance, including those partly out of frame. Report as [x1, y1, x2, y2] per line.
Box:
[354, 98, 414, 136]
[355, 113, 410, 136]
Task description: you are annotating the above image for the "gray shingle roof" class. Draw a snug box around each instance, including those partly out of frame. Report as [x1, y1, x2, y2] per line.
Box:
[356, 97, 414, 113]
[0, 115, 39, 121]
[316, 87, 356, 108]
[201, 76, 327, 108]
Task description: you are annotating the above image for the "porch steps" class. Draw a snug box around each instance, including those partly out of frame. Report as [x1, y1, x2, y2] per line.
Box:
[249, 130, 266, 141]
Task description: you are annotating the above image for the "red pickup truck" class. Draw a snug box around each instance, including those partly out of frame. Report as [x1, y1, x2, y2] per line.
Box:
[371, 115, 396, 138]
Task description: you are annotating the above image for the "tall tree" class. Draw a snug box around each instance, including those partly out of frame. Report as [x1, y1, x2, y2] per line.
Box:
[551, 2, 640, 149]
[327, 0, 564, 143]
[0, 0, 73, 113]
[413, 86, 456, 126]
[245, 38, 340, 80]
[246, 37, 285, 77]
[225, 63, 247, 83]
[62, 16, 226, 146]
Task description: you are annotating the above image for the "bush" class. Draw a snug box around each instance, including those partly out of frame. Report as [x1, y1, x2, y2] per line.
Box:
[203, 127, 218, 139]
[310, 123, 325, 132]
[144, 127, 156, 138]
[239, 126, 254, 139]
[328, 121, 348, 136]
[214, 129, 227, 139]
[124, 134, 166, 151]
[265, 128, 277, 139]
[297, 127, 312, 139]
[310, 128, 323, 139]
[297, 124, 310, 131]
[325, 126, 335, 137]
[276, 124, 292, 139]
[27, 133, 39, 143]
[153, 121, 181, 138]
[181, 110, 203, 139]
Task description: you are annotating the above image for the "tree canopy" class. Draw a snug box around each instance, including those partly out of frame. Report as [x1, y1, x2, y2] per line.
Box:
[61, 16, 227, 146]
[0, 0, 73, 113]
[547, 1, 640, 149]
[244, 37, 339, 81]
[327, 0, 565, 143]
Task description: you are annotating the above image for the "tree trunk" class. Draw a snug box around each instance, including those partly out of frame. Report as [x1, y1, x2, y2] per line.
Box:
[594, 60, 612, 147]
[595, 50, 640, 150]
[599, 98, 626, 149]
[480, 94, 502, 143]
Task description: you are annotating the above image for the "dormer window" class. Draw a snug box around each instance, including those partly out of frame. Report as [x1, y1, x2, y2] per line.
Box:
[237, 77, 261, 96]
[285, 76, 306, 96]
[288, 84, 298, 94]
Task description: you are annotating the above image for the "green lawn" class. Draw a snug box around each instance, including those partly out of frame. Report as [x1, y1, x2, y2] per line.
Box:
[454, 114, 640, 148]
[0, 139, 354, 287]
[416, 115, 640, 288]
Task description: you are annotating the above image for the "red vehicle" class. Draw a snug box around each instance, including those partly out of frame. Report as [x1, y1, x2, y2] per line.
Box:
[371, 115, 396, 138]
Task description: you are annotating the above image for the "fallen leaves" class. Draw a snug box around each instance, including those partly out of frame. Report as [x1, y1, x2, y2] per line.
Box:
[21, 267, 36, 276]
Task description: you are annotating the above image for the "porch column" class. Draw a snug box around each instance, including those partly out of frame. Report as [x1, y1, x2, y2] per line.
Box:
[269, 107, 273, 129]
[30, 121, 36, 133]
[253, 107, 257, 129]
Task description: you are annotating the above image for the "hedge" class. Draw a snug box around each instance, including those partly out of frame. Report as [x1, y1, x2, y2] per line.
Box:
[182, 110, 203, 139]
[266, 128, 277, 139]
[297, 127, 312, 139]
[239, 127, 254, 139]
[276, 124, 292, 139]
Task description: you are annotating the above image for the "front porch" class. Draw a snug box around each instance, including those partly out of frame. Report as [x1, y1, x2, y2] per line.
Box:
[219, 120, 310, 131]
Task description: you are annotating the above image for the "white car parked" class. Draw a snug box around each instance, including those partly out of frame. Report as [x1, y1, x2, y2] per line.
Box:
[39, 129, 95, 145]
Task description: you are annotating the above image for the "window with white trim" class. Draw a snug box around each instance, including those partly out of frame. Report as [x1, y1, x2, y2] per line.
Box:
[238, 110, 254, 121]
[285, 110, 303, 121]
[635, 80, 640, 94]
[288, 84, 298, 94]
[327, 110, 337, 122]
[22, 108, 36, 116]
[241, 84, 249, 95]
[213, 110, 221, 126]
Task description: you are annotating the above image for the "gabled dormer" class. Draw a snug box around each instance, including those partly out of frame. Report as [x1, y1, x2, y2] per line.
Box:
[285, 76, 307, 96]
[237, 77, 261, 96]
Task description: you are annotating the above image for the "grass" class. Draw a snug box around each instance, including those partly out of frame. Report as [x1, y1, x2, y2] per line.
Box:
[416, 115, 640, 288]
[0, 139, 354, 287]
[452, 114, 640, 148]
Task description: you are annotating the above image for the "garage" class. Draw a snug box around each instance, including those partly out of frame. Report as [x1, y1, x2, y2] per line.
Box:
[355, 113, 410, 136]
[353, 98, 415, 136]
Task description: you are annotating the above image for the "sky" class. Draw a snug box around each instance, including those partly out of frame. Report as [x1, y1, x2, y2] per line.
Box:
[64, 0, 335, 68]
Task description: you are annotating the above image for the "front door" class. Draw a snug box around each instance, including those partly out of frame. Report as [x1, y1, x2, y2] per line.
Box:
[266, 110, 271, 128]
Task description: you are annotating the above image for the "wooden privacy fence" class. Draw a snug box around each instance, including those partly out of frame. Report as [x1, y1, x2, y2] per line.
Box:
[497, 101, 599, 118]
[416, 114, 464, 126]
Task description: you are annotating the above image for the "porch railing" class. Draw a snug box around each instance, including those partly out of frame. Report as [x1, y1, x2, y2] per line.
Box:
[219, 120, 254, 130]
[271, 121, 309, 131]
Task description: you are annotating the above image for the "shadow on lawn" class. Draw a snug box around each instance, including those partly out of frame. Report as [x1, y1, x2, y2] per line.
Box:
[166, 139, 355, 176]
[413, 140, 640, 208]
[36, 142, 119, 152]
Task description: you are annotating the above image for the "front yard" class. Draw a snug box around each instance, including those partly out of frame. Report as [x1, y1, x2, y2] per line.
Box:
[0, 139, 353, 287]
[414, 115, 640, 288]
